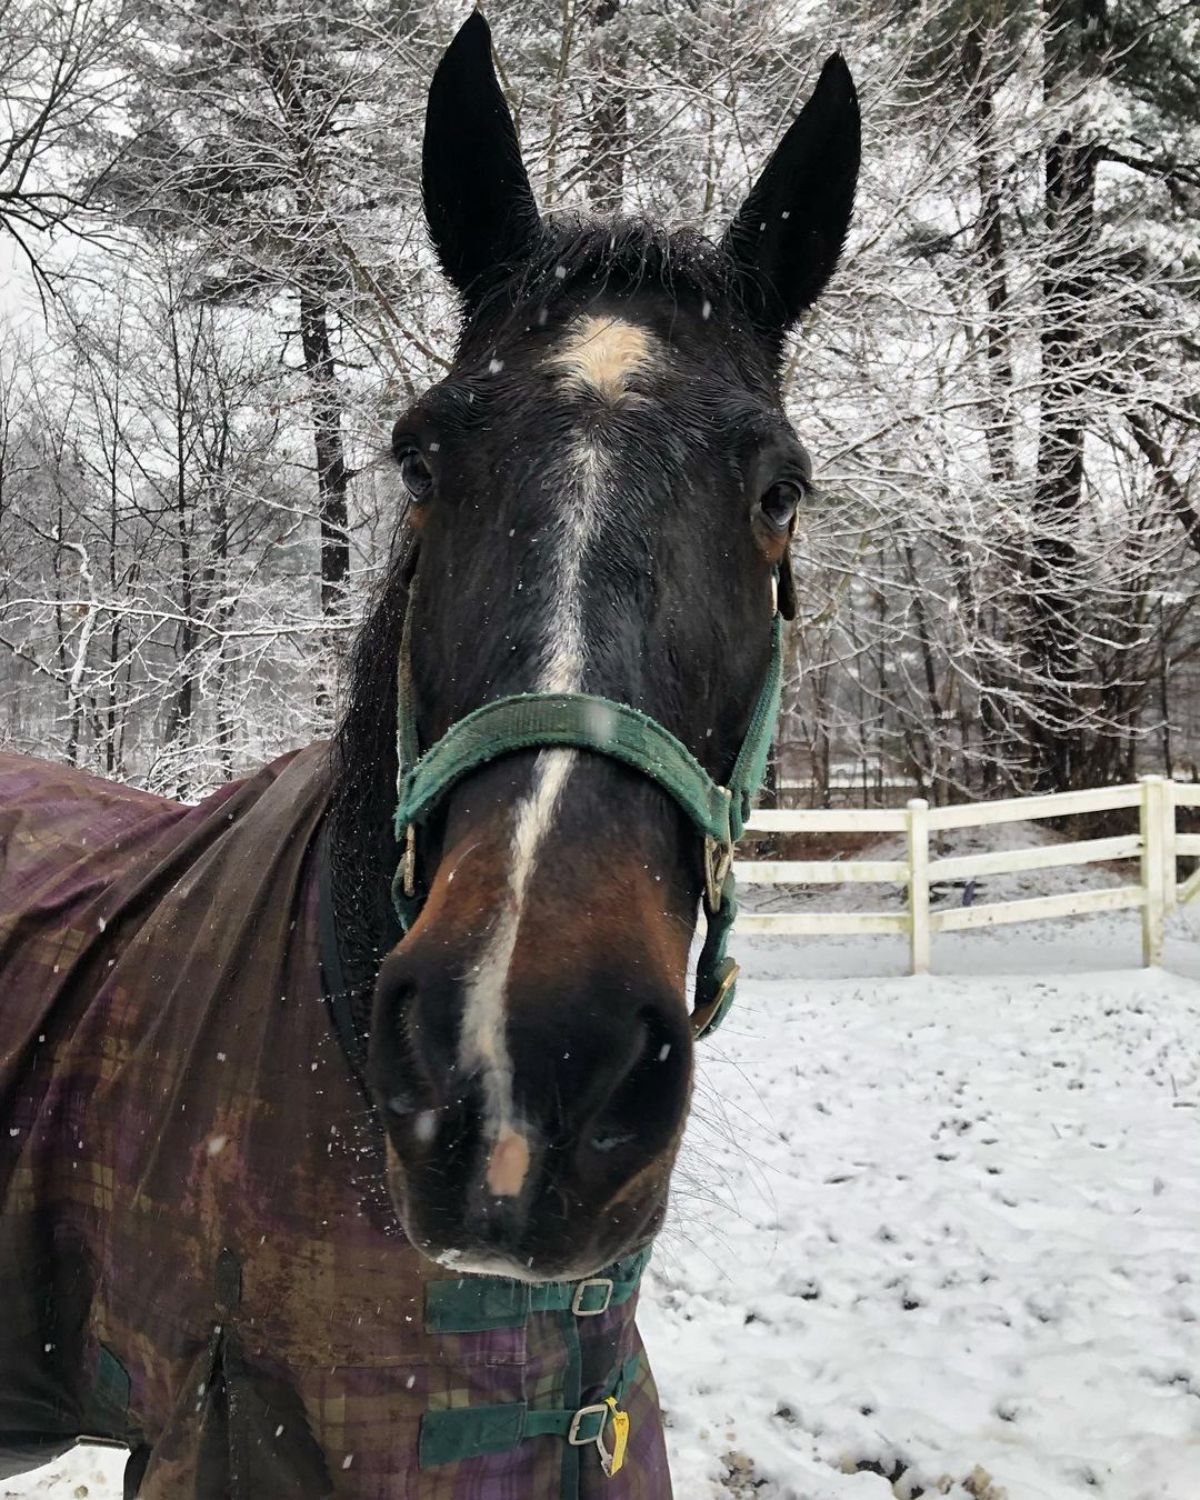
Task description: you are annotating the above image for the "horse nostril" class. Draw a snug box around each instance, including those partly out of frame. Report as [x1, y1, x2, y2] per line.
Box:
[370, 950, 466, 1115]
[578, 1006, 690, 1173]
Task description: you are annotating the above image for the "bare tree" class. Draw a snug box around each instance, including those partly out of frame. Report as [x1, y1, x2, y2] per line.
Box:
[0, 0, 135, 300]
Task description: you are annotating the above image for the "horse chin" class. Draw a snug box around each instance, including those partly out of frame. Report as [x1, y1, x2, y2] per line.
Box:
[384, 1140, 666, 1284]
[425, 1250, 558, 1283]
[398, 1199, 659, 1284]
[417, 1248, 604, 1285]
[408, 1235, 656, 1286]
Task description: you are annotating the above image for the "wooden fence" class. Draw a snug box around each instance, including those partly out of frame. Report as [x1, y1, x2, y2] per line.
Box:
[736, 776, 1200, 974]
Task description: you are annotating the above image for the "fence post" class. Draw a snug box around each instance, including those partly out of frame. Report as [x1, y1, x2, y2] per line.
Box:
[1162, 776, 1178, 912]
[907, 798, 931, 975]
[1140, 775, 1167, 966]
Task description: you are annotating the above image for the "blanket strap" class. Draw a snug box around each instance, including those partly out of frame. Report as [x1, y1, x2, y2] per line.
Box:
[424, 1246, 651, 1333]
[419, 1355, 641, 1472]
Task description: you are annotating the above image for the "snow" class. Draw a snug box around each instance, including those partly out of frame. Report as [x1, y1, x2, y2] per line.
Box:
[7, 909, 1200, 1499]
[650, 909, 1200, 1500]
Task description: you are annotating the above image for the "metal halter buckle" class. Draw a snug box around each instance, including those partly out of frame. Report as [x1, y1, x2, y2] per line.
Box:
[567, 1402, 614, 1474]
[571, 1277, 615, 1316]
[709, 959, 740, 1024]
[703, 832, 734, 913]
[402, 823, 417, 898]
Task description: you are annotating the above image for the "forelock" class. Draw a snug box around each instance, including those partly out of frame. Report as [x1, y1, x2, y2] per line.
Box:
[457, 215, 756, 357]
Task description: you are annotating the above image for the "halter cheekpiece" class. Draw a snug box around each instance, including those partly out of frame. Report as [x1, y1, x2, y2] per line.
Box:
[390, 586, 784, 1038]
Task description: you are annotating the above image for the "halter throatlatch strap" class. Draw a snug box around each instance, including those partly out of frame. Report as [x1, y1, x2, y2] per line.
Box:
[391, 608, 784, 1037]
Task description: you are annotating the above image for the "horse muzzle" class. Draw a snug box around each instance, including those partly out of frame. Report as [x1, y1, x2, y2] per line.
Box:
[368, 936, 691, 1280]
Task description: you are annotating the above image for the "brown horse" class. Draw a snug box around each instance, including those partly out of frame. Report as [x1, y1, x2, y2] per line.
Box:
[0, 14, 858, 1496]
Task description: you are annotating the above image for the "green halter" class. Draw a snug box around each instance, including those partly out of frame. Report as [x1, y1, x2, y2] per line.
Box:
[390, 598, 783, 1037]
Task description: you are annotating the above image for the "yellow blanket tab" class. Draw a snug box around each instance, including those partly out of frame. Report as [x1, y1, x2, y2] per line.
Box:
[604, 1398, 630, 1477]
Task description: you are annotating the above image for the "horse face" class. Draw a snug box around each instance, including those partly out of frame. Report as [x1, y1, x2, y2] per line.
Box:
[366, 15, 859, 1281]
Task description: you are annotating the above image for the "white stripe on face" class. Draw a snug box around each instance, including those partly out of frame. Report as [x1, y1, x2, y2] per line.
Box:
[458, 744, 573, 1156]
[458, 424, 616, 1167]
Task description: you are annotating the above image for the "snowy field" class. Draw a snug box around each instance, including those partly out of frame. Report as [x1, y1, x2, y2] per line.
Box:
[8, 907, 1200, 1500]
[649, 909, 1200, 1500]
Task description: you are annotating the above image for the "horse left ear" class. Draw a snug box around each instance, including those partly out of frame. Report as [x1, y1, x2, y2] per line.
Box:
[423, 13, 541, 307]
[722, 54, 860, 341]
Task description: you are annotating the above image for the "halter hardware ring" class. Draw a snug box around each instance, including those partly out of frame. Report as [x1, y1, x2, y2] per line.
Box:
[703, 832, 734, 914]
[402, 823, 417, 898]
[714, 958, 739, 1007]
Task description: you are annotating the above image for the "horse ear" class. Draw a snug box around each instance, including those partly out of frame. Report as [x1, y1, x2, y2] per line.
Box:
[722, 54, 860, 341]
[423, 13, 540, 305]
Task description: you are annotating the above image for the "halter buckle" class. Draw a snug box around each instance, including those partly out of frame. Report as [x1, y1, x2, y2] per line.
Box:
[402, 823, 417, 899]
[703, 833, 733, 914]
[701, 957, 741, 1037]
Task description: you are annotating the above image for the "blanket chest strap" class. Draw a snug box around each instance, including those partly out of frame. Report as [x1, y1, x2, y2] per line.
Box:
[419, 1355, 640, 1471]
[423, 1246, 651, 1333]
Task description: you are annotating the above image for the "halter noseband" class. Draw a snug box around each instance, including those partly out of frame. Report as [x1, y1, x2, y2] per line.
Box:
[390, 595, 783, 1038]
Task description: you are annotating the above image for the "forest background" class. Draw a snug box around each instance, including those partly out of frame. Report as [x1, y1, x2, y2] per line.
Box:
[0, 0, 1197, 807]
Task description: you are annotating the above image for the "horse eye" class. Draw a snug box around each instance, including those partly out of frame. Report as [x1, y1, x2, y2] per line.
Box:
[398, 447, 433, 501]
[759, 481, 802, 532]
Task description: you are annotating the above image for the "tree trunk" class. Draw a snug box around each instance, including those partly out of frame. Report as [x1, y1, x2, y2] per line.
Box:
[165, 493, 196, 799]
[969, 44, 1028, 786]
[105, 442, 123, 777]
[1157, 599, 1172, 777]
[1028, 0, 1106, 790]
[299, 289, 350, 620]
[966, 28, 1015, 490]
[213, 496, 235, 782]
[586, 1, 627, 213]
[164, 301, 198, 800]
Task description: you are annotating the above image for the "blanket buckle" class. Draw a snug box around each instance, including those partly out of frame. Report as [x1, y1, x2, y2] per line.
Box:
[571, 1276, 614, 1316]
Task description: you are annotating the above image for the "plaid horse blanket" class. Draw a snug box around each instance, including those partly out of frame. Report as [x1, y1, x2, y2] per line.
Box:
[0, 745, 670, 1498]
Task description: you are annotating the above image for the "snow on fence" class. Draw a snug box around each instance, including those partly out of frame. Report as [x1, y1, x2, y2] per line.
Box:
[738, 776, 1200, 974]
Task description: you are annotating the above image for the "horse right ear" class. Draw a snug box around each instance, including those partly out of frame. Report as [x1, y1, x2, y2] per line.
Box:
[423, 13, 541, 308]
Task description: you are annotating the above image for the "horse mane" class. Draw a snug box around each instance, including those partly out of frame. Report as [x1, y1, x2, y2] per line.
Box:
[328, 525, 414, 1032]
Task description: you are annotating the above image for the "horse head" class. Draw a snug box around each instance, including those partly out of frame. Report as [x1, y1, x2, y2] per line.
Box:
[337, 12, 859, 1282]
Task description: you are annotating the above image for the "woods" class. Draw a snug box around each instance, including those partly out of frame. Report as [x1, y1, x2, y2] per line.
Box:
[0, 0, 1196, 804]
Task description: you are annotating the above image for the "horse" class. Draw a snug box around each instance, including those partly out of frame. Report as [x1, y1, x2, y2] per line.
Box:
[0, 14, 859, 1496]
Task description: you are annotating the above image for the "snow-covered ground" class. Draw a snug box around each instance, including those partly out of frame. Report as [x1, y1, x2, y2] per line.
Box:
[650, 906, 1200, 1500]
[8, 903, 1200, 1499]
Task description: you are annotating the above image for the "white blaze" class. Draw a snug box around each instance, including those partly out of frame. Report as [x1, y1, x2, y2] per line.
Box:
[458, 426, 616, 1146]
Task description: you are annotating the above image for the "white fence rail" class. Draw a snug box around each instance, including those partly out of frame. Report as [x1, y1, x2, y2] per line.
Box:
[738, 776, 1200, 973]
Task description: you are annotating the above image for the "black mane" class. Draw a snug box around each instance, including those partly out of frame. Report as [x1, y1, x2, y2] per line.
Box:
[463, 214, 780, 393]
[468, 214, 743, 336]
[327, 527, 413, 1037]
